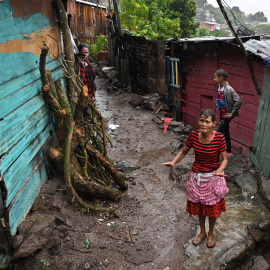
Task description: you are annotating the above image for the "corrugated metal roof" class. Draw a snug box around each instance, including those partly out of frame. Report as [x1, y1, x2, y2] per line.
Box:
[169, 35, 270, 59]
[76, 0, 106, 9]
[243, 39, 270, 59]
[168, 36, 236, 43]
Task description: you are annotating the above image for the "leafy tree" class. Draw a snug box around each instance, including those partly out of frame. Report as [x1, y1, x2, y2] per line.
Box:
[254, 24, 270, 35]
[227, 6, 246, 26]
[215, 14, 225, 24]
[194, 0, 208, 8]
[249, 11, 268, 22]
[119, 0, 198, 39]
[195, 27, 209, 36]
[210, 29, 230, 37]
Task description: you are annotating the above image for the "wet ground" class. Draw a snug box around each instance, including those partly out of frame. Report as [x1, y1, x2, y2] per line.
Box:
[10, 66, 270, 270]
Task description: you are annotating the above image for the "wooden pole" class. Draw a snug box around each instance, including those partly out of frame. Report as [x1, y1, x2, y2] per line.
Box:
[96, 0, 99, 37]
[53, 0, 78, 109]
[216, 0, 261, 95]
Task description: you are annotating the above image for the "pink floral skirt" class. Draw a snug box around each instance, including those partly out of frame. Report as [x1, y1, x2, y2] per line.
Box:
[186, 171, 229, 218]
[186, 171, 229, 205]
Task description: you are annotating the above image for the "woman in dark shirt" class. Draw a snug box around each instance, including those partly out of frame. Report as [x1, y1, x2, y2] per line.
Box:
[78, 44, 96, 99]
[162, 109, 229, 248]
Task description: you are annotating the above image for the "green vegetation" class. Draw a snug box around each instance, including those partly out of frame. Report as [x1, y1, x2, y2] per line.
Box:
[41, 259, 50, 267]
[253, 24, 270, 35]
[88, 35, 108, 59]
[119, 0, 198, 39]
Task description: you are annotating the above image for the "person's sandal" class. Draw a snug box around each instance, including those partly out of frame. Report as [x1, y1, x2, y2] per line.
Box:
[206, 238, 216, 248]
[192, 235, 207, 246]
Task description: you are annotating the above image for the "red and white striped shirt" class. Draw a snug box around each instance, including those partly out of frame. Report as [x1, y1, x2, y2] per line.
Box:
[186, 130, 227, 173]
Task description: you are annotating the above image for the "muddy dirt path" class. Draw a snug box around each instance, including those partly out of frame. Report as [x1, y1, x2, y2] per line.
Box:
[94, 76, 196, 269]
[13, 73, 197, 270]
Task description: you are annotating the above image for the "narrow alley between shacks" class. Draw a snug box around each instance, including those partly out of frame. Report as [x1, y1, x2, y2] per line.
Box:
[11, 65, 270, 270]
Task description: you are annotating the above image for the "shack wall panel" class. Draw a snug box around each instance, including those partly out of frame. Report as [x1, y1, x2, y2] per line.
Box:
[4, 123, 53, 207]
[0, 66, 63, 119]
[1, 112, 52, 177]
[7, 158, 48, 236]
[0, 104, 49, 156]
[0, 0, 63, 235]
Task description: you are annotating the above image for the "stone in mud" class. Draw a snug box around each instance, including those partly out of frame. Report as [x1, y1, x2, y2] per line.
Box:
[259, 173, 270, 202]
[152, 117, 163, 125]
[13, 214, 55, 259]
[247, 226, 263, 242]
[173, 127, 185, 134]
[252, 255, 270, 270]
[168, 120, 184, 129]
[236, 172, 258, 202]
[128, 96, 144, 108]
[183, 125, 193, 135]
[115, 160, 139, 173]
[121, 245, 153, 265]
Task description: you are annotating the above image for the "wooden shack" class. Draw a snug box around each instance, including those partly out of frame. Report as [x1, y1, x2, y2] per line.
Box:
[169, 36, 266, 155]
[0, 0, 64, 239]
[68, 0, 108, 44]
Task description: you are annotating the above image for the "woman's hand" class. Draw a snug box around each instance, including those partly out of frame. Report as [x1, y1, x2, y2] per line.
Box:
[212, 171, 227, 177]
[161, 162, 175, 168]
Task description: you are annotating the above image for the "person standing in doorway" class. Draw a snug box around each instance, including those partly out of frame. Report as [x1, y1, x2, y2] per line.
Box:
[214, 69, 242, 156]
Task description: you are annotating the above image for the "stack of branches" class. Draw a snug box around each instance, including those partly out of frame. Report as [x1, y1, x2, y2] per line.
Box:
[39, 0, 129, 216]
[39, 43, 127, 218]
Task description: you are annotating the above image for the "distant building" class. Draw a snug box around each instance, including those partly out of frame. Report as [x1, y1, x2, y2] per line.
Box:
[200, 21, 220, 31]
[256, 22, 270, 25]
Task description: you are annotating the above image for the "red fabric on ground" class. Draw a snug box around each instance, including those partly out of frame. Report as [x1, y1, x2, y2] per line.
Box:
[186, 198, 226, 218]
[164, 117, 172, 134]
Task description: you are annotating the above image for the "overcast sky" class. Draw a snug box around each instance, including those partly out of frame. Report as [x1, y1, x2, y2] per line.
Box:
[207, 0, 270, 21]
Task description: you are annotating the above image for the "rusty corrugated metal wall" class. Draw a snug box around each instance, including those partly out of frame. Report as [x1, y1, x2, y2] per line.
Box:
[69, 0, 108, 45]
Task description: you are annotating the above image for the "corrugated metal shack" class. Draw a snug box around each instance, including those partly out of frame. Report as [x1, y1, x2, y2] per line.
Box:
[68, 0, 108, 44]
[168, 36, 267, 155]
[0, 0, 63, 242]
[246, 39, 270, 177]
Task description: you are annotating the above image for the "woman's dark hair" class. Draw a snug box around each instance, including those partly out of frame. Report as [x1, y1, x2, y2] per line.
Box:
[78, 44, 88, 52]
[199, 109, 216, 122]
[215, 69, 228, 80]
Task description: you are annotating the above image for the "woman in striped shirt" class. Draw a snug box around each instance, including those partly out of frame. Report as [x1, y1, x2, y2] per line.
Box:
[162, 109, 229, 248]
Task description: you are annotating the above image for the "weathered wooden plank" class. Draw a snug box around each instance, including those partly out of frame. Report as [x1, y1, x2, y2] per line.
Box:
[3, 123, 53, 196]
[0, 69, 62, 119]
[219, 63, 265, 82]
[7, 159, 48, 235]
[230, 127, 254, 146]
[0, 59, 61, 100]
[0, 94, 46, 140]
[5, 151, 44, 207]
[241, 101, 260, 115]
[0, 104, 49, 155]
[0, 113, 53, 175]
[186, 82, 216, 92]
[240, 93, 260, 106]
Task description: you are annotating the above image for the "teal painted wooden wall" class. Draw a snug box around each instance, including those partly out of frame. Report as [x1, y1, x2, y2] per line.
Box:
[250, 66, 270, 177]
[0, 0, 63, 236]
